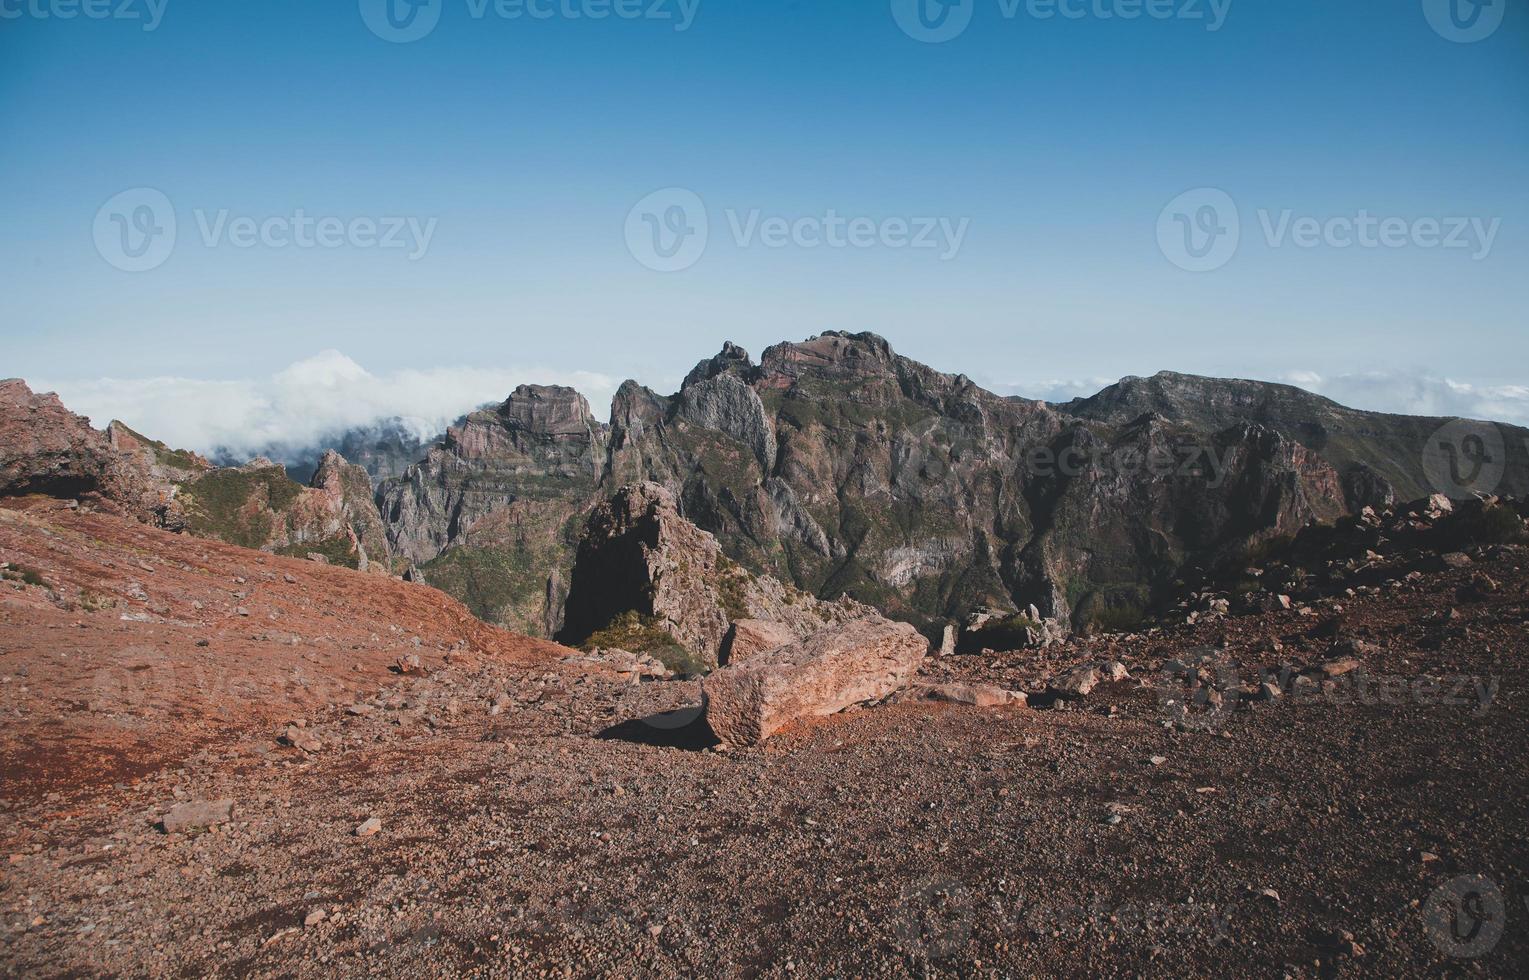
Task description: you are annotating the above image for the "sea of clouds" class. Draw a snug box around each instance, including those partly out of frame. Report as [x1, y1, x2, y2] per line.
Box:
[38, 351, 619, 462]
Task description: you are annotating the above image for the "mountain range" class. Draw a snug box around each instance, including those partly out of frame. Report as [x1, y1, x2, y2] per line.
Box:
[9, 332, 1528, 643]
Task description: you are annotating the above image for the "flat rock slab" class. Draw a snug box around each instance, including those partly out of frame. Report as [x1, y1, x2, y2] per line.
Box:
[162, 799, 234, 833]
[906, 683, 1026, 708]
[703, 618, 927, 747]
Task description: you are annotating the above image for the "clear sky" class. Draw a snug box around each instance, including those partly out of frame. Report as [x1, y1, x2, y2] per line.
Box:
[2, 0, 1527, 450]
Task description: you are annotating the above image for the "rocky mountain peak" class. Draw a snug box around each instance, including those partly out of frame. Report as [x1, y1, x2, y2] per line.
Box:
[497, 384, 600, 440]
[757, 331, 900, 387]
[682, 341, 756, 390]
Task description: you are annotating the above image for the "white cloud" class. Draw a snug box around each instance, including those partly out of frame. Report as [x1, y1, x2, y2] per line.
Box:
[36, 351, 619, 461]
[1278, 371, 1529, 427]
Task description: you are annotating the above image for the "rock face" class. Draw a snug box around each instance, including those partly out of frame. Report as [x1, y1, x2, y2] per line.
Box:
[173, 457, 386, 569]
[309, 450, 390, 573]
[702, 617, 928, 747]
[0, 380, 183, 527]
[557, 483, 871, 670]
[379, 385, 605, 636]
[360, 333, 1529, 640]
[720, 619, 800, 666]
[0, 381, 391, 568]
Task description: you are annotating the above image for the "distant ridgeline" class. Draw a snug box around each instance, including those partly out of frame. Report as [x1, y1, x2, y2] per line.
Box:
[353, 334, 1529, 639]
[6, 335, 1527, 643]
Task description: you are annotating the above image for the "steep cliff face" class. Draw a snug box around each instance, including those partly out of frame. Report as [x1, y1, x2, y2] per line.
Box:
[372, 333, 1529, 639]
[556, 482, 872, 670]
[1, 380, 390, 567]
[0, 380, 184, 528]
[378, 385, 605, 636]
[309, 450, 391, 572]
[1056, 370, 1529, 505]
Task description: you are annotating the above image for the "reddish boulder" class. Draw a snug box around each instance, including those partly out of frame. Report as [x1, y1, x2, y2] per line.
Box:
[702, 617, 927, 747]
[719, 619, 799, 666]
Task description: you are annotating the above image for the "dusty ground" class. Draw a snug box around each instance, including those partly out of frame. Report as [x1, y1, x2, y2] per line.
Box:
[2, 500, 1527, 977]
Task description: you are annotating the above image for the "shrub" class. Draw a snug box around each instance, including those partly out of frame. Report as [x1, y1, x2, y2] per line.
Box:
[582, 611, 709, 675]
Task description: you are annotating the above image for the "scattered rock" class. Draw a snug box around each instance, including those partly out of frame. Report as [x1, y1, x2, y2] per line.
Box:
[355, 818, 382, 838]
[1048, 664, 1102, 698]
[906, 683, 1027, 708]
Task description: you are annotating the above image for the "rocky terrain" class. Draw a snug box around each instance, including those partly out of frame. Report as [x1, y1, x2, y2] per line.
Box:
[2, 381, 393, 576]
[369, 334, 1529, 646]
[2, 467, 1527, 976]
[6, 359, 1529, 977]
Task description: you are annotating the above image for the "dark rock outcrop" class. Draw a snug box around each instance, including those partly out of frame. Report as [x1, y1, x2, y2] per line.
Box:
[557, 483, 871, 670]
[377, 385, 606, 633]
[374, 333, 1529, 640]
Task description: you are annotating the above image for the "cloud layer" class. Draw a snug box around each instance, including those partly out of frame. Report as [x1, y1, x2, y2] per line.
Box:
[37, 351, 619, 462]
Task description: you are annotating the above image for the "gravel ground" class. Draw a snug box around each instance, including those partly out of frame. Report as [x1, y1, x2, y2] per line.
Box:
[2, 503, 1527, 977]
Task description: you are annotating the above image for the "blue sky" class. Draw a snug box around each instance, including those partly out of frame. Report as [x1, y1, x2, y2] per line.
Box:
[2, 0, 1527, 450]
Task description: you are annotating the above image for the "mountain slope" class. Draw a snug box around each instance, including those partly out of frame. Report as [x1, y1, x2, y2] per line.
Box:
[372, 334, 1529, 639]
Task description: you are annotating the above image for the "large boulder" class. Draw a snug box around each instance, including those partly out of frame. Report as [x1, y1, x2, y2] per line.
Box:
[702, 617, 928, 747]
